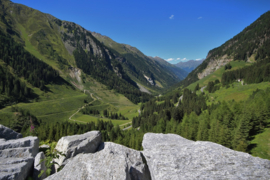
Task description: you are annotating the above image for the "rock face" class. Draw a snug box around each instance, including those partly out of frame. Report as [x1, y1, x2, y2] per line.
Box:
[0, 124, 22, 140]
[197, 55, 232, 79]
[142, 133, 270, 180]
[54, 131, 101, 168]
[33, 152, 47, 180]
[0, 136, 39, 180]
[46, 142, 151, 180]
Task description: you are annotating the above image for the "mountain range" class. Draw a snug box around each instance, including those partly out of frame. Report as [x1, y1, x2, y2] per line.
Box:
[0, 1, 270, 178]
[175, 59, 204, 73]
[0, 0, 187, 105]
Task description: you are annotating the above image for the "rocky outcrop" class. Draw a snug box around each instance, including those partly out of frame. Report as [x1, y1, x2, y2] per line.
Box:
[46, 142, 151, 180]
[198, 55, 232, 79]
[0, 124, 22, 140]
[33, 152, 47, 180]
[142, 133, 270, 180]
[0, 136, 39, 180]
[54, 131, 101, 169]
[143, 75, 155, 86]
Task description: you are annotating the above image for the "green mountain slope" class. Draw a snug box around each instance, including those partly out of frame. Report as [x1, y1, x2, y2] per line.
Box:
[179, 11, 270, 87]
[0, 0, 182, 99]
[92, 32, 186, 87]
[0, 0, 155, 103]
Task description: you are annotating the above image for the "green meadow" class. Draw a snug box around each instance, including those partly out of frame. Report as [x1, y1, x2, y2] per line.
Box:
[187, 60, 252, 91]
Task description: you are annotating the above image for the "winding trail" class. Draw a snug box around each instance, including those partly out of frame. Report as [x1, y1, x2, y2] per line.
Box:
[68, 92, 97, 123]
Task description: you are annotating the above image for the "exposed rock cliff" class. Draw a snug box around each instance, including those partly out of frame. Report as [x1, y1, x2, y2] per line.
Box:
[198, 55, 232, 79]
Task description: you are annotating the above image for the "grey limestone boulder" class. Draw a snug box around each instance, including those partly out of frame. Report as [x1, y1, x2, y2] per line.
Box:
[54, 131, 101, 169]
[33, 152, 47, 180]
[0, 124, 22, 140]
[0, 136, 39, 180]
[46, 142, 151, 180]
[142, 133, 270, 180]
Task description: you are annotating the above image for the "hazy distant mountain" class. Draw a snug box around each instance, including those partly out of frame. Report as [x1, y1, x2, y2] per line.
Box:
[175, 59, 204, 73]
[149, 56, 188, 80]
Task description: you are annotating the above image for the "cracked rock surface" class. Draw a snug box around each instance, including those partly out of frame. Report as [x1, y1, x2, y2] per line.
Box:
[46, 142, 151, 180]
[0, 135, 39, 180]
[142, 133, 270, 180]
[54, 131, 102, 169]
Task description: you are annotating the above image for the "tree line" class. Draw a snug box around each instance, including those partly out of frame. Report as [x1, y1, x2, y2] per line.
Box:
[0, 29, 59, 89]
[222, 58, 270, 85]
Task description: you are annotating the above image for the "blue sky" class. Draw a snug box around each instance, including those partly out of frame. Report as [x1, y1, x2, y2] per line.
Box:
[12, 0, 270, 64]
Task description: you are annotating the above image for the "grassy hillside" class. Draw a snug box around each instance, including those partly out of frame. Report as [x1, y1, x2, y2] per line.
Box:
[187, 60, 251, 90]
[0, 75, 140, 128]
[179, 11, 270, 88]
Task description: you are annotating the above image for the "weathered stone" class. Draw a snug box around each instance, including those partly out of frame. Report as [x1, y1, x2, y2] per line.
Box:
[54, 131, 101, 169]
[39, 144, 50, 149]
[0, 124, 22, 140]
[0, 136, 39, 180]
[46, 142, 151, 180]
[142, 133, 270, 180]
[33, 152, 47, 180]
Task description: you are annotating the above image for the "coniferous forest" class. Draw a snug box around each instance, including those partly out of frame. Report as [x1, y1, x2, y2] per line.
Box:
[0, 0, 270, 161]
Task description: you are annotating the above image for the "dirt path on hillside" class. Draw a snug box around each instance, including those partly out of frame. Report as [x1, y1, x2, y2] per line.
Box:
[68, 93, 96, 123]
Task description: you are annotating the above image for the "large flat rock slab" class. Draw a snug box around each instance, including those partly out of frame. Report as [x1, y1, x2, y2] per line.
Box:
[0, 136, 39, 180]
[54, 131, 102, 168]
[0, 124, 22, 140]
[142, 133, 270, 180]
[46, 142, 151, 180]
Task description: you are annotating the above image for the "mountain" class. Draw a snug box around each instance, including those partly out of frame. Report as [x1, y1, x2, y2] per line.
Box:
[91, 32, 186, 88]
[179, 11, 270, 87]
[148, 56, 188, 80]
[0, 0, 183, 105]
[175, 59, 204, 73]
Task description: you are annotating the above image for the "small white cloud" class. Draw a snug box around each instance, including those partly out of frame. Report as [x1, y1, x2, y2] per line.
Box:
[198, 17, 202, 19]
[166, 58, 174, 61]
[182, 58, 187, 61]
[176, 58, 181, 60]
[169, 15, 174, 19]
[196, 58, 201, 61]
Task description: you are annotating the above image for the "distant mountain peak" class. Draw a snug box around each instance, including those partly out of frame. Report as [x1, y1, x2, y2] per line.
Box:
[175, 59, 205, 73]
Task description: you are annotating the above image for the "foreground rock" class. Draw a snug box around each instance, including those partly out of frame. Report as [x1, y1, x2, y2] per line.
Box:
[0, 136, 39, 180]
[33, 152, 47, 180]
[54, 131, 101, 169]
[46, 142, 151, 180]
[0, 124, 22, 140]
[142, 133, 270, 180]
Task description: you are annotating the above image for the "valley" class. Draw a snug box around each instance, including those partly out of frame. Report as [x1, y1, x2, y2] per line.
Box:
[0, 0, 270, 179]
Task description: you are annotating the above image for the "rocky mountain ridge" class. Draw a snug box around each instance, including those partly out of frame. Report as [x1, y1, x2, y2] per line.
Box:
[1, 124, 270, 180]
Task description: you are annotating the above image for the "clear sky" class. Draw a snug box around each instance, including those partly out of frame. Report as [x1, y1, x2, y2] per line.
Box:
[12, 0, 270, 64]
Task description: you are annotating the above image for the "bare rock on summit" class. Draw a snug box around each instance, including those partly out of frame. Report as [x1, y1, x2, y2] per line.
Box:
[0, 124, 23, 140]
[54, 131, 102, 169]
[0, 136, 39, 180]
[142, 133, 270, 180]
[46, 142, 151, 180]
